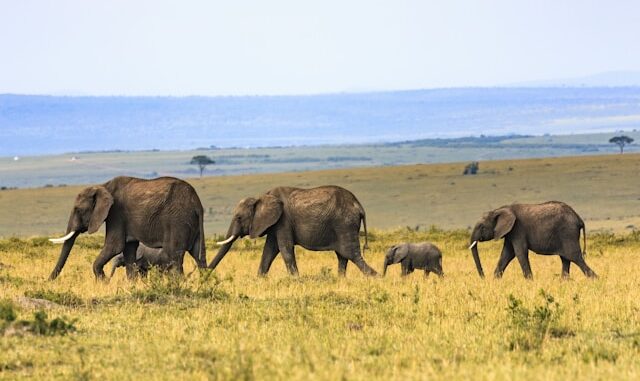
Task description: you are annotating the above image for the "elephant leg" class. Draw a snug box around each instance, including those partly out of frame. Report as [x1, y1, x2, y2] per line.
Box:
[494, 241, 516, 278]
[174, 251, 186, 275]
[161, 243, 185, 276]
[400, 262, 409, 276]
[187, 247, 206, 269]
[338, 235, 377, 276]
[335, 252, 348, 276]
[258, 234, 280, 276]
[424, 269, 430, 277]
[569, 253, 597, 278]
[563, 242, 597, 278]
[512, 241, 533, 279]
[561, 257, 571, 279]
[279, 244, 299, 276]
[93, 240, 124, 280]
[123, 241, 140, 280]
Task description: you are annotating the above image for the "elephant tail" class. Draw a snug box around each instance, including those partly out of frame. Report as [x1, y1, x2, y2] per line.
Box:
[353, 196, 369, 255]
[578, 217, 587, 257]
[580, 221, 587, 257]
[360, 210, 369, 255]
[192, 208, 207, 268]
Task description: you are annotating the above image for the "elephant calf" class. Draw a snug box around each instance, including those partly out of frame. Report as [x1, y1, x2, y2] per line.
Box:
[383, 242, 444, 277]
[109, 245, 168, 278]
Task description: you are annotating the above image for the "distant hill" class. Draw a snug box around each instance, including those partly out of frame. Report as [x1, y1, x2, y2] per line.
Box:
[1, 87, 640, 156]
[510, 70, 640, 87]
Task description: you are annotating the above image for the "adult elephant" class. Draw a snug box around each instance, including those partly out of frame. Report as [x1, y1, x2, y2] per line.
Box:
[468, 201, 597, 279]
[208, 186, 377, 276]
[48, 176, 207, 280]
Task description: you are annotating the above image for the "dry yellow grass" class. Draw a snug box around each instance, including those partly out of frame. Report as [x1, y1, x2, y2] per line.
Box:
[0, 229, 638, 380]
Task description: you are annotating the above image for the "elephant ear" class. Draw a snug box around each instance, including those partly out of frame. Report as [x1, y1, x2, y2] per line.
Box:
[493, 208, 516, 239]
[249, 194, 283, 238]
[88, 186, 114, 234]
[391, 245, 408, 263]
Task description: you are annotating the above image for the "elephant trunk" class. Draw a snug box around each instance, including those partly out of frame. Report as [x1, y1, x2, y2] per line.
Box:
[469, 228, 484, 278]
[209, 221, 243, 270]
[470, 244, 484, 278]
[208, 238, 237, 270]
[383, 258, 390, 276]
[48, 231, 80, 280]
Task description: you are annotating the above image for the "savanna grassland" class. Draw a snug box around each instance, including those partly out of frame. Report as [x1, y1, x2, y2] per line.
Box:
[0, 154, 639, 380]
[2, 153, 640, 236]
[0, 231, 639, 380]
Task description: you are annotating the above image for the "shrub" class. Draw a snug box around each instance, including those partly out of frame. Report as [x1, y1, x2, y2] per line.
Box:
[506, 290, 564, 351]
[0, 299, 17, 324]
[128, 269, 229, 304]
[1, 305, 77, 337]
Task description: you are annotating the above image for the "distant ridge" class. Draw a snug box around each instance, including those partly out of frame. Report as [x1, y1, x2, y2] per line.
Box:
[508, 70, 640, 87]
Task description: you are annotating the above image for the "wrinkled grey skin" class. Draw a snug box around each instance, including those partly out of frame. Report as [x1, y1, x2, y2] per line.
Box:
[209, 185, 377, 276]
[469, 201, 597, 279]
[49, 176, 207, 281]
[109, 245, 172, 278]
[383, 242, 444, 277]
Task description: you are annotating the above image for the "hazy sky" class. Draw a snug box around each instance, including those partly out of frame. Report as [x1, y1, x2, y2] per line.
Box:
[1, 0, 639, 96]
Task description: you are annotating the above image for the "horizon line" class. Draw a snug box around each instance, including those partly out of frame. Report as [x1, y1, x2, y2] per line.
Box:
[3, 84, 640, 99]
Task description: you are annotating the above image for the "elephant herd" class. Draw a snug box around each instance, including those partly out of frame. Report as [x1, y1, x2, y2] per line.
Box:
[48, 175, 597, 281]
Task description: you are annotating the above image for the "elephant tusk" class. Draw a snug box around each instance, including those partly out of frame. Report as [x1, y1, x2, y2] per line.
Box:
[469, 241, 478, 250]
[49, 231, 76, 244]
[216, 235, 236, 245]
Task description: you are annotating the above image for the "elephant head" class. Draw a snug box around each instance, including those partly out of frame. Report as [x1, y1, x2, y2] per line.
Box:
[48, 186, 114, 280]
[469, 207, 516, 278]
[383, 245, 407, 276]
[208, 195, 283, 269]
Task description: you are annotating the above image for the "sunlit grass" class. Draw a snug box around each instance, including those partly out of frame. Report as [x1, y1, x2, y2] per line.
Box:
[0, 229, 638, 380]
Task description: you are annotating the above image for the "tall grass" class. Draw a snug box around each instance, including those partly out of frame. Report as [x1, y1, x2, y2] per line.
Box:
[0, 229, 638, 380]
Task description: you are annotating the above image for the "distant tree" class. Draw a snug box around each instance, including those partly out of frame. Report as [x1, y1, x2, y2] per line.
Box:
[463, 161, 479, 175]
[190, 155, 215, 177]
[609, 135, 634, 154]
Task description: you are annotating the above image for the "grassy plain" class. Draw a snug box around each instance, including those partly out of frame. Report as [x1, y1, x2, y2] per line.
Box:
[2, 131, 639, 189]
[0, 153, 639, 379]
[0, 230, 638, 380]
[2, 152, 640, 237]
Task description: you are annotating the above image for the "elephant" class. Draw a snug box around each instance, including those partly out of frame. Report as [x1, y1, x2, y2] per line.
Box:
[468, 201, 597, 279]
[383, 242, 444, 277]
[208, 185, 377, 276]
[48, 176, 207, 280]
[109, 244, 167, 278]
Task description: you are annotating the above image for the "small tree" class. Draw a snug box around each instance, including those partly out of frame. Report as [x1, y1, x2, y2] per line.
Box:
[609, 135, 634, 154]
[190, 155, 215, 177]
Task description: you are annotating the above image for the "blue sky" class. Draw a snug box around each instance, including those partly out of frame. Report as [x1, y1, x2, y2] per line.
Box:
[1, 0, 639, 96]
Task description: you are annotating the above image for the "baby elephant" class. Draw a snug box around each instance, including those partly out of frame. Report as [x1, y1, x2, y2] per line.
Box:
[109, 245, 169, 278]
[383, 243, 444, 277]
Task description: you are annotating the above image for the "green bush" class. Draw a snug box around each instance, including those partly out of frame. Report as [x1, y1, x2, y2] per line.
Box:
[506, 290, 566, 351]
[0, 305, 77, 337]
[128, 269, 229, 304]
[0, 299, 17, 323]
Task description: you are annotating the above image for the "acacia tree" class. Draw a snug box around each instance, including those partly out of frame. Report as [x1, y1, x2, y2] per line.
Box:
[190, 155, 215, 177]
[609, 135, 634, 154]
